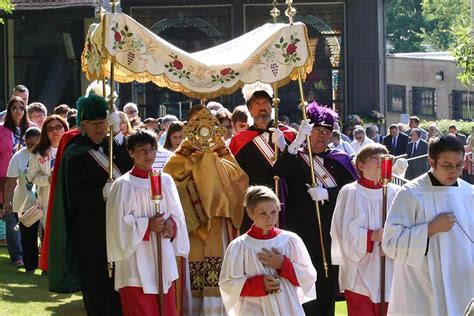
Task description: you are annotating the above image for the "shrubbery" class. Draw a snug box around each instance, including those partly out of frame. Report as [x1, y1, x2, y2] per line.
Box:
[420, 119, 474, 136]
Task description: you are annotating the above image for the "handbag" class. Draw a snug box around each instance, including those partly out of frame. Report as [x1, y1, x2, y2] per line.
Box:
[19, 202, 43, 227]
[18, 190, 43, 227]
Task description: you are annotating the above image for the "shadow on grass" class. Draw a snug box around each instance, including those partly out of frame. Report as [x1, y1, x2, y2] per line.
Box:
[45, 300, 86, 316]
[0, 247, 86, 315]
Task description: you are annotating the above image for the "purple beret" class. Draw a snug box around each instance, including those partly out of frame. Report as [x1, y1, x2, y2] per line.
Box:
[306, 101, 338, 129]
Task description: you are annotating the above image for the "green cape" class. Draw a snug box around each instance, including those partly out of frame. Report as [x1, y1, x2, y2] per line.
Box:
[48, 141, 90, 293]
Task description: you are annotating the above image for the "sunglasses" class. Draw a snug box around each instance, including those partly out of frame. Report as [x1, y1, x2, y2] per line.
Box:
[46, 125, 64, 133]
[12, 106, 25, 112]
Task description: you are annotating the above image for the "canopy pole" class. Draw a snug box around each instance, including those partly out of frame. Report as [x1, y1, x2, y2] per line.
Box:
[297, 68, 328, 278]
[107, 0, 117, 182]
[272, 84, 281, 207]
[286, 0, 329, 278]
[270, 0, 282, 211]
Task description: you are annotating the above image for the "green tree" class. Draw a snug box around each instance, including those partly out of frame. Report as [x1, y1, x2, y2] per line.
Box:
[386, 0, 428, 52]
[422, 0, 470, 51]
[0, 0, 14, 24]
[452, 22, 474, 87]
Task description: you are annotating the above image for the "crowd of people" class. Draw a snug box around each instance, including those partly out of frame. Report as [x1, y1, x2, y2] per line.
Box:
[0, 81, 472, 316]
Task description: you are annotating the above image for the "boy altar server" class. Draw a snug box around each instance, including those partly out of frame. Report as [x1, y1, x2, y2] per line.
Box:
[106, 129, 190, 316]
[331, 144, 399, 315]
[382, 135, 474, 316]
[219, 186, 317, 316]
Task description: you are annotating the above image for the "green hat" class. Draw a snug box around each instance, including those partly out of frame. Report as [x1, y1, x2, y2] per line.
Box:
[76, 94, 108, 126]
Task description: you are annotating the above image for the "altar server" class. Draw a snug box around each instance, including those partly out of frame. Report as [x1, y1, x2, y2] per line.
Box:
[331, 144, 399, 315]
[382, 135, 474, 316]
[106, 129, 189, 316]
[219, 185, 317, 316]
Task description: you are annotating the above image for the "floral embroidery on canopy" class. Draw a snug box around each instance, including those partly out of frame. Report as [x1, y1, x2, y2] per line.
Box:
[81, 13, 313, 99]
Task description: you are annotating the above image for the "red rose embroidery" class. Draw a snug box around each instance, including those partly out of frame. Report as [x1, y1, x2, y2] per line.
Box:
[114, 32, 122, 42]
[286, 43, 297, 54]
[172, 60, 183, 70]
[220, 67, 232, 76]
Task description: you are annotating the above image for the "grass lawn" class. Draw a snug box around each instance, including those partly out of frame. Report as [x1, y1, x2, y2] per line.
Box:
[0, 247, 347, 315]
[0, 247, 85, 316]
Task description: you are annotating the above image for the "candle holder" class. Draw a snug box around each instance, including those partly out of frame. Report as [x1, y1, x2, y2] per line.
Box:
[148, 169, 164, 315]
[377, 153, 393, 314]
[149, 170, 162, 203]
[378, 154, 394, 185]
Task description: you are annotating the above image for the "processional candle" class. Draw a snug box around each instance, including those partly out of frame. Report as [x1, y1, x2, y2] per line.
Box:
[379, 154, 393, 182]
[149, 170, 162, 202]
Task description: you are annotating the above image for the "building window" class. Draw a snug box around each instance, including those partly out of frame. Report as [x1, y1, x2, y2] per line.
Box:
[452, 90, 474, 121]
[387, 84, 406, 113]
[412, 87, 436, 117]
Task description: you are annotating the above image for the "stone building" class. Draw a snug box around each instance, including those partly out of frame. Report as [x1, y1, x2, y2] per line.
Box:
[386, 52, 472, 125]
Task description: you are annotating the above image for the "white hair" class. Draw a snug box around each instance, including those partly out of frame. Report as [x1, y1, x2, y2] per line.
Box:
[206, 101, 224, 112]
[123, 102, 138, 112]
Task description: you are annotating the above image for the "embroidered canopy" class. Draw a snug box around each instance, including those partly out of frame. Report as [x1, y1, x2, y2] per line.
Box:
[81, 13, 313, 99]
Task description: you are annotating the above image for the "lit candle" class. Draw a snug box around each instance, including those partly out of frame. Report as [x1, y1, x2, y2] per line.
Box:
[380, 155, 393, 181]
[149, 170, 162, 202]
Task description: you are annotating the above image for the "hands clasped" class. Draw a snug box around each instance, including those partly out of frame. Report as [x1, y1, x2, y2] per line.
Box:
[149, 213, 174, 239]
[258, 247, 284, 293]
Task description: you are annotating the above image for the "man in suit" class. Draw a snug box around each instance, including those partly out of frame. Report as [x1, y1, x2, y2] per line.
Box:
[448, 125, 467, 144]
[406, 128, 429, 180]
[383, 124, 409, 156]
[405, 116, 428, 140]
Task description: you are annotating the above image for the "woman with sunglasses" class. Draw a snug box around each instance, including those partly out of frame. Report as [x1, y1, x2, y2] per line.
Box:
[0, 96, 34, 267]
[28, 115, 68, 228]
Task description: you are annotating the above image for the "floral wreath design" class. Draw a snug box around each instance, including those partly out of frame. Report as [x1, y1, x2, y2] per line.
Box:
[111, 22, 133, 50]
[260, 32, 302, 77]
[211, 67, 240, 83]
[110, 22, 158, 66]
[83, 16, 308, 94]
[83, 36, 102, 75]
[164, 54, 191, 80]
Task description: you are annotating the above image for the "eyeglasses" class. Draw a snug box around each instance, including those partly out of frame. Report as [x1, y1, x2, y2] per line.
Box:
[12, 106, 25, 112]
[127, 110, 137, 114]
[46, 125, 64, 133]
[312, 128, 331, 136]
[434, 161, 464, 171]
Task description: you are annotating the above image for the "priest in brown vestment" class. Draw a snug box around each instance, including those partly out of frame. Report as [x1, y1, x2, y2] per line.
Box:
[164, 105, 249, 316]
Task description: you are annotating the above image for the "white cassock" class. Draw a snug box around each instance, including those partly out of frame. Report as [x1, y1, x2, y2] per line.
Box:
[219, 230, 317, 316]
[106, 172, 190, 294]
[382, 173, 474, 316]
[331, 182, 399, 303]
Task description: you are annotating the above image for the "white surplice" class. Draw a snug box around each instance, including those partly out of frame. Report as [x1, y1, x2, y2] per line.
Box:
[382, 173, 474, 316]
[219, 230, 317, 316]
[331, 182, 399, 303]
[106, 172, 190, 294]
